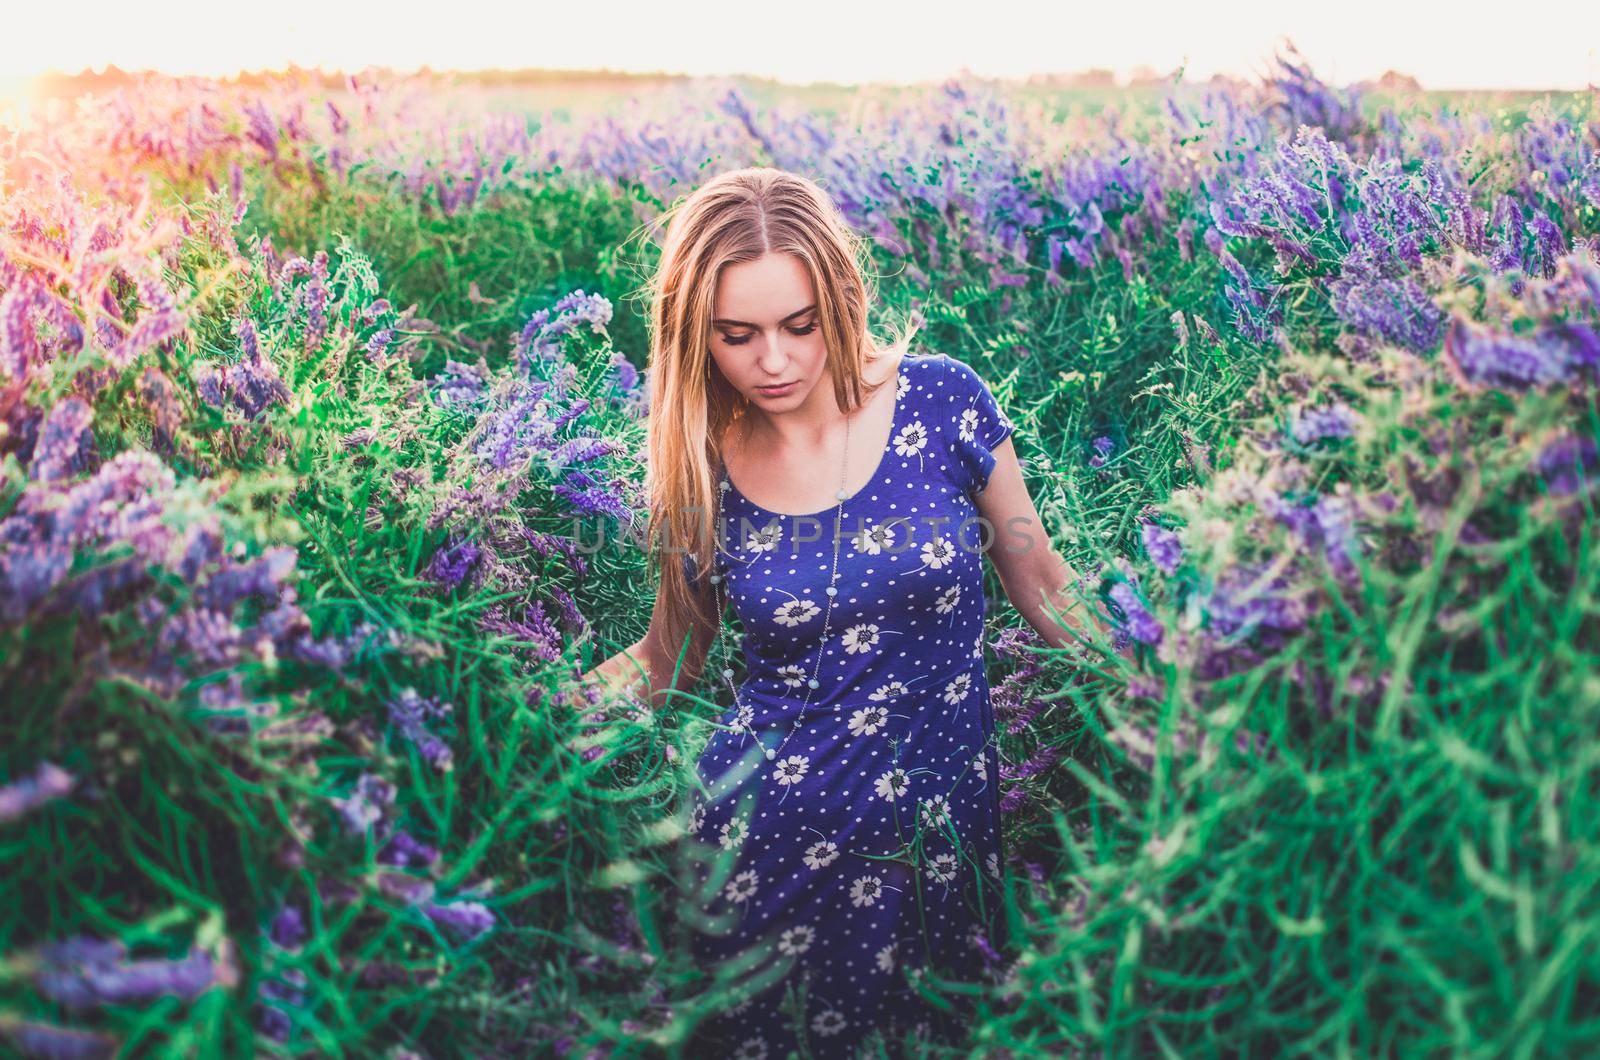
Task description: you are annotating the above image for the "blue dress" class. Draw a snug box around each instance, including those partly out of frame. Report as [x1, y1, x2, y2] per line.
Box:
[682, 351, 1016, 1059]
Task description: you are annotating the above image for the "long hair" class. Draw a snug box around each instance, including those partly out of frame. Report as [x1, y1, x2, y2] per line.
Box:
[642, 166, 916, 676]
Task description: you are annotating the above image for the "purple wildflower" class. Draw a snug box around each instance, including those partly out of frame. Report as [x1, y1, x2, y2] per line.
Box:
[334, 773, 396, 835]
[28, 398, 96, 484]
[512, 290, 614, 372]
[33, 945, 225, 1013]
[1140, 523, 1184, 576]
[423, 900, 495, 941]
[1205, 564, 1308, 642]
[1442, 317, 1600, 390]
[268, 906, 307, 950]
[424, 537, 480, 592]
[0, 1019, 118, 1060]
[1535, 434, 1600, 496]
[1108, 582, 1163, 646]
[0, 761, 75, 822]
[1288, 402, 1358, 446]
[378, 830, 441, 868]
[430, 359, 490, 408]
[1088, 435, 1116, 470]
[386, 688, 455, 772]
[363, 328, 395, 358]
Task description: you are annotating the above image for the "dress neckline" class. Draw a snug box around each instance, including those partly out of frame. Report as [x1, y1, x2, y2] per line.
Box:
[720, 353, 908, 522]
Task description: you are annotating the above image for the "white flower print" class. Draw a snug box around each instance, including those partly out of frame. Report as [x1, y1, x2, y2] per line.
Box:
[774, 754, 810, 786]
[986, 850, 1002, 878]
[919, 793, 952, 830]
[958, 406, 979, 442]
[730, 1036, 767, 1060]
[727, 995, 754, 1018]
[942, 673, 973, 705]
[733, 704, 755, 729]
[847, 704, 889, 737]
[892, 420, 928, 458]
[973, 750, 987, 782]
[934, 584, 961, 615]
[803, 839, 839, 868]
[811, 1008, 847, 1037]
[773, 598, 820, 627]
[841, 623, 881, 654]
[776, 664, 807, 688]
[896, 370, 910, 401]
[719, 814, 748, 850]
[875, 942, 897, 973]
[852, 521, 896, 555]
[920, 535, 957, 570]
[778, 924, 816, 955]
[743, 523, 783, 554]
[725, 869, 760, 903]
[869, 680, 908, 701]
[688, 804, 706, 835]
[926, 852, 959, 884]
[849, 874, 885, 907]
[874, 768, 909, 801]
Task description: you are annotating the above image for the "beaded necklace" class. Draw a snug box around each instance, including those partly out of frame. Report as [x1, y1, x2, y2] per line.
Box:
[707, 403, 854, 769]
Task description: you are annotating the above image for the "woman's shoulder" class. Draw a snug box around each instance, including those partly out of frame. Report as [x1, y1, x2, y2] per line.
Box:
[900, 348, 982, 404]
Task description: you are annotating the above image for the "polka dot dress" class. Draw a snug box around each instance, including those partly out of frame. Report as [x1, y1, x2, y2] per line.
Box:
[683, 352, 1016, 1059]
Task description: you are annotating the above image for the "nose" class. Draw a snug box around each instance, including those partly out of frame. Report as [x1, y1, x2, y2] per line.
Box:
[755, 332, 793, 375]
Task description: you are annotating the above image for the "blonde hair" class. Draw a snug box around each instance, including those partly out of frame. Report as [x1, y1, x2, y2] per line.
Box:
[641, 166, 916, 671]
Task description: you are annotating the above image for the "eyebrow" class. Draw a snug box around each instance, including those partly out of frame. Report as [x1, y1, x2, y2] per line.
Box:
[712, 304, 817, 328]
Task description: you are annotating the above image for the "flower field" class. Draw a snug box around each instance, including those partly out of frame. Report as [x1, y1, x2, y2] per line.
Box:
[2, 46, 1599, 1057]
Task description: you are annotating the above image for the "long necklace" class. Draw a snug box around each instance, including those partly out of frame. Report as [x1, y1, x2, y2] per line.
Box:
[707, 404, 852, 766]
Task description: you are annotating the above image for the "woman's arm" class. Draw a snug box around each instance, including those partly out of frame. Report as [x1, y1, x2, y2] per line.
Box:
[972, 437, 1130, 656]
[577, 568, 719, 712]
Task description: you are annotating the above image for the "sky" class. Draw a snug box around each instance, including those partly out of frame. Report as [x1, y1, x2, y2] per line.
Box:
[4, 0, 1598, 92]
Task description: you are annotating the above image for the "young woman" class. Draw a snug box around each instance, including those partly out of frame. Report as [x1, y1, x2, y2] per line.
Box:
[585, 167, 1117, 1057]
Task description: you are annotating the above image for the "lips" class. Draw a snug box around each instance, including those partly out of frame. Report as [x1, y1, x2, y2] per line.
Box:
[756, 381, 796, 396]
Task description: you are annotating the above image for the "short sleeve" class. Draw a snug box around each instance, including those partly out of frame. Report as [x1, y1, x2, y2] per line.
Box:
[945, 356, 1015, 498]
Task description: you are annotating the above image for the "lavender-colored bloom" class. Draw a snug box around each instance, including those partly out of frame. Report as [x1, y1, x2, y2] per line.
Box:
[36, 937, 126, 969]
[1443, 317, 1600, 390]
[512, 290, 614, 372]
[1205, 564, 1307, 642]
[268, 906, 307, 950]
[1288, 402, 1358, 446]
[609, 352, 640, 396]
[364, 328, 394, 358]
[422, 900, 495, 941]
[430, 359, 491, 408]
[998, 744, 1062, 813]
[424, 537, 480, 592]
[479, 603, 563, 663]
[29, 398, 96, 484]
[1328, 267, 1445, 354]
[1108, 582, 1163, 646]
[192, 321, 292, 420]
[551, 480, 633, 520]
[34, 946, 223, 1013]
[1141, 523, 1184, 576]
[0, 761, 75, 822]
[386, 688, 454, 772]
[1, 1019, 119, 1060]
[378, 829, 441, 868]
[1536, 434, 1600, 496]
[334, 772, 396, 835]
[1087, 435, 1115, 470]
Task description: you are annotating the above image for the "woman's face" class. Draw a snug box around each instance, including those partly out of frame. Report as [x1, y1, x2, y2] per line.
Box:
[708, 251, 830, 414]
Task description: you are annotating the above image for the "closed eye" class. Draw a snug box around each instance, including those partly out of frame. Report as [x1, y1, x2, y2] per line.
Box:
[722, 322, 819, 346]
